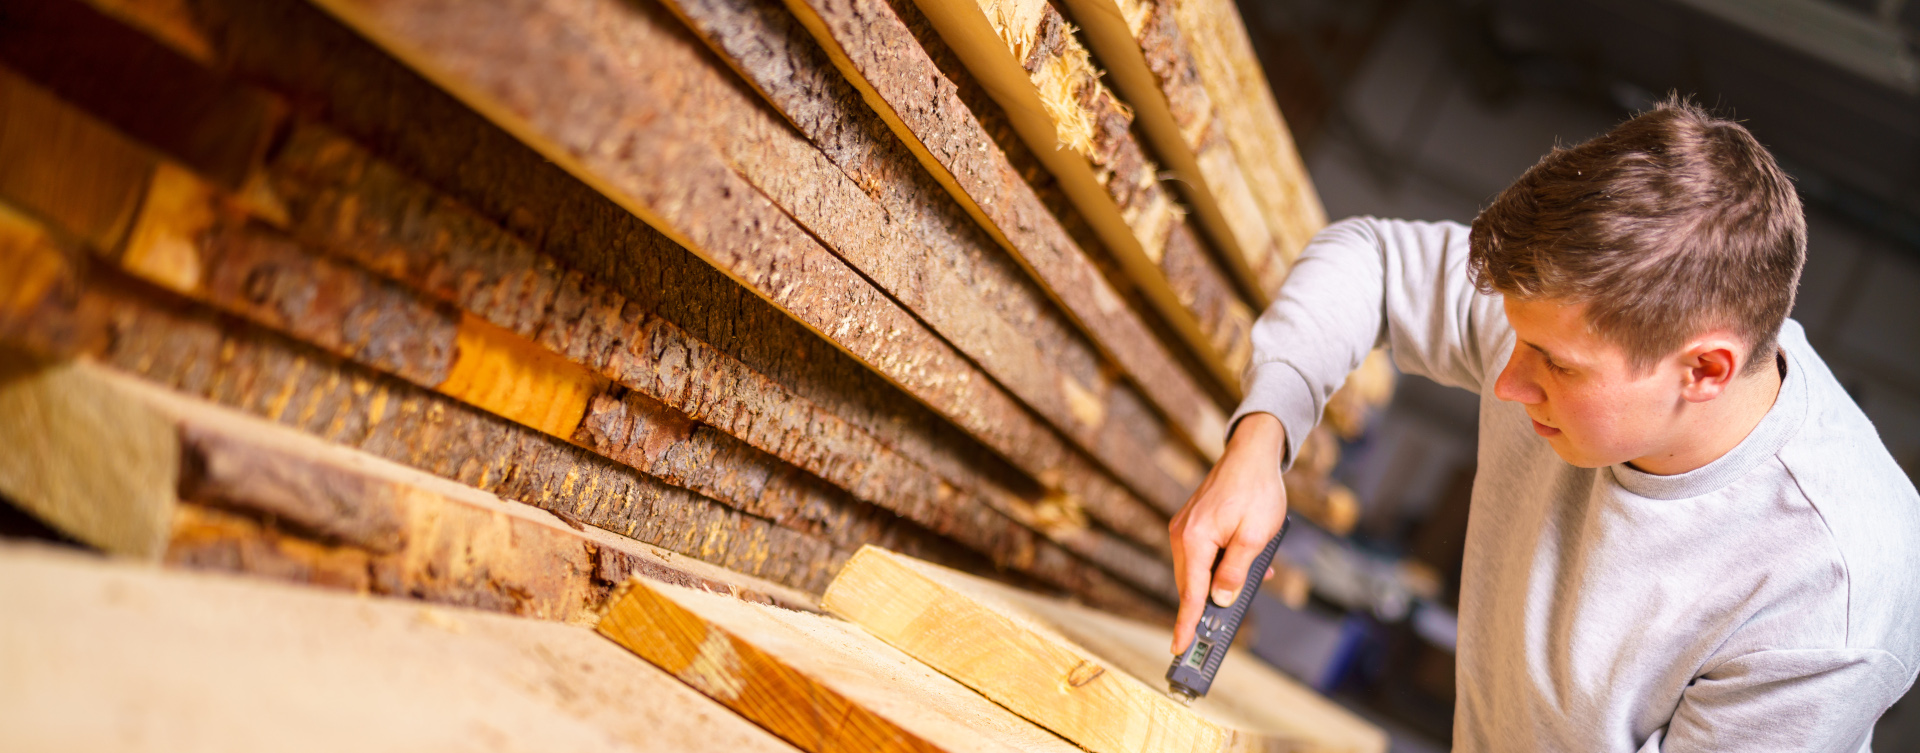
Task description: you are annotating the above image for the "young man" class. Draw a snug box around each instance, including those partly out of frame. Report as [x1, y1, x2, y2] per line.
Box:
[1171, 99, 1920, 751]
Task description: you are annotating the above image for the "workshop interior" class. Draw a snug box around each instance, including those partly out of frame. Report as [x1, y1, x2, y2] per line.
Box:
[1, 0, 1916, 751]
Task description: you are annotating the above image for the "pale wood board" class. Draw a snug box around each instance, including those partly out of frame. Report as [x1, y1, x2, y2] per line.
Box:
[598, 575, 1086, 753]
[824, 547, 1388, 753]
[987, 577, 1389, 753]
[0, 543, 803, 753]
[0, 356, 177, 558]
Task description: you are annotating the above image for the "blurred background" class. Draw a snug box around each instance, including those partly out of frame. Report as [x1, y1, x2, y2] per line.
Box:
[1234, 0, 1920, 749]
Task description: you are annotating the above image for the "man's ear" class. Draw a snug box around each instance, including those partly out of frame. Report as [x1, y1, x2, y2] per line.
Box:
[1678, 335, 1742, 403]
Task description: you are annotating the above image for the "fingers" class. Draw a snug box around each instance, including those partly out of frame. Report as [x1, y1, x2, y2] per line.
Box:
[1209, 531, 1267, 609]
[1171, 534, 1219, 655]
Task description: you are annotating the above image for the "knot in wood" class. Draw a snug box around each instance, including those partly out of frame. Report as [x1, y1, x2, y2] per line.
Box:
[1065, 659, 1105, 689]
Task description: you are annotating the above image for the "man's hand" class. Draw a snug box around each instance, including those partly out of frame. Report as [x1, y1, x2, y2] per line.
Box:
[1169, 412, 1290, 655]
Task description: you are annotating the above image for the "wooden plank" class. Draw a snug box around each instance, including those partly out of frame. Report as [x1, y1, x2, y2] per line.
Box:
[1051, 0, 1287, 301]
[975, 571, 1389, 753]
[115, 0, 1172, 562]
[654, 0, 1200, 514]
[0, 544, 806, 753]
[0, 66, 1150, 607]
[293, 0, 1174, 554]
[1322, 350, 1396, 441]
[88, 364, 822, 616]
[1283, 425, 1359, 537]
[823, 547, 1372, 753]
[897, 0, 1253, 395]
[597, 575, 1089, 753]
[870, 0, 1202, 411]
[0, 214, 858, 593]
[817, 545, 1390, 753]
[260, 122, 1172, 608]
[0, 0, 282, 190]
[697, 0, 1227, 462]
[0, 200, 101, 365]
[67, 0, 1178, 604]
[439, 313, 605, 439]
[0, 356, 177, 558]
[2, 168, 1168, 614]
[0, 65, 150, 252]
[1168, 0, 1327, 265]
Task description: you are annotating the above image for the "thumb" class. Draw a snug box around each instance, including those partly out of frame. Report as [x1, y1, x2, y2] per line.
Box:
[1209, 533, 1267, 607]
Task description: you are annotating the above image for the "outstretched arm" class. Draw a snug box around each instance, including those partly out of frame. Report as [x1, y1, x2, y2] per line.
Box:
[1171, 217, 1505, 655]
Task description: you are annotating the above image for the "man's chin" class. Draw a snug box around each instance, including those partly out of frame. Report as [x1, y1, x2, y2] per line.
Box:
[1544, 438, 1614, 469]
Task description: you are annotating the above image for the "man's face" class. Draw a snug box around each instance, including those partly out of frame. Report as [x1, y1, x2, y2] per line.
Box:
[1494, 297, 1682, 468]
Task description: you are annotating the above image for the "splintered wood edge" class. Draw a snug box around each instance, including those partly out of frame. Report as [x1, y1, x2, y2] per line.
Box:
[778, 0, 1228, 461]
[1171, 0, 1326, 262]
[303, 0, 1182, 556]
[823, 546, 1241, 753]
[1053, 0, 1273, 307]
[903, 0, 1242, 397]
[83, 362, 825, 614]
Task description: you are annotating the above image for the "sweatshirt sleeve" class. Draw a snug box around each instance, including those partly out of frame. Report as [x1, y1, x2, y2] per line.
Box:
[1230, 217, 1508, 469]
[1645, 648, 1910, 753]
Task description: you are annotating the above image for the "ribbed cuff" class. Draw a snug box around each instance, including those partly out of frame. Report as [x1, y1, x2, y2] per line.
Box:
[1227, 361, 1320, 473]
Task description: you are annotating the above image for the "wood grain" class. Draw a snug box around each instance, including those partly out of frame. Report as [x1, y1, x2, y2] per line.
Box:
[977, 568, 1389, 753]
[0, 544, 807, 753]
[437, 313, 606, 439]
[0, 209, 858, 592]
[657, 0, 1200, 516]
[94, 364, 821, 617]
[112, 0, 1175, 577]
[1051, 0, 1286, 302]
[293, 0, 1174, 554]
[1168, 0, 1327, 264]
[34, 0, 1180, 607]
[0, 65, 1118, 603]
[0, 0, 281, 189]
[768, 0, 1229, 460]
[900, 0, 1253, 395]
[823, 546, 1265, 753]
[0, 65, 151, 252]
[598, 575, 1091, 753]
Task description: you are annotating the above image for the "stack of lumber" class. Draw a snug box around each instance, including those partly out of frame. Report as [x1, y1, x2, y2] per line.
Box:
[0, 0, 1389, 749]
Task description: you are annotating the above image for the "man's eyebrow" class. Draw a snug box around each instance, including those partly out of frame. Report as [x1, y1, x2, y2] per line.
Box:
[1525, 341, 1562, 363]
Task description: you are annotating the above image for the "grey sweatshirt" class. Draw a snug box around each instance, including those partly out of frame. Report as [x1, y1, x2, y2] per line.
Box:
[1233, 217, 1920, 752]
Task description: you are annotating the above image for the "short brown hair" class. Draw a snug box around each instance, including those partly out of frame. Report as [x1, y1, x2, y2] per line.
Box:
[1468, 96, 1805, 375]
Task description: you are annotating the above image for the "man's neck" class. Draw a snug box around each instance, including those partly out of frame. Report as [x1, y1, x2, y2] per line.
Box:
[1629, 354, 1786, 476]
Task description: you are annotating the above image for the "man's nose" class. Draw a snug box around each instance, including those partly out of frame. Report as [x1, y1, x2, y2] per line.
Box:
[1493, 354, 1539, 404]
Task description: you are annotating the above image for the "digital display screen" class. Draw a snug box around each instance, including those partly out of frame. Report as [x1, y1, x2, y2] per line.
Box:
[1186, 640, 1212, 669]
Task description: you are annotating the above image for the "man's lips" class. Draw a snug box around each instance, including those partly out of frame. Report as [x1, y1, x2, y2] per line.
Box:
[1531, 418, 1562, 437]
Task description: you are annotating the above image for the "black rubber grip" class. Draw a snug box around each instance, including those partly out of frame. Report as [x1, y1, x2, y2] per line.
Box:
[1166, 517, 1290, 699]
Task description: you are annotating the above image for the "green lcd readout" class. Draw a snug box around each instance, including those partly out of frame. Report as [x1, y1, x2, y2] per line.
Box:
[1185, 640, 1212, 669]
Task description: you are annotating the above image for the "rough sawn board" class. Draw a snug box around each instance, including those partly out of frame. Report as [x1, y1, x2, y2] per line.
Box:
[823, 546, 1389, 753]
[597, 575, 1088, 753]
[0, 544, 804, 753]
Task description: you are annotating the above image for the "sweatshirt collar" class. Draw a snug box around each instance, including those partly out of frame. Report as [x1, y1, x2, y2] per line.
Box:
[1609, 343, 1807, 500]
